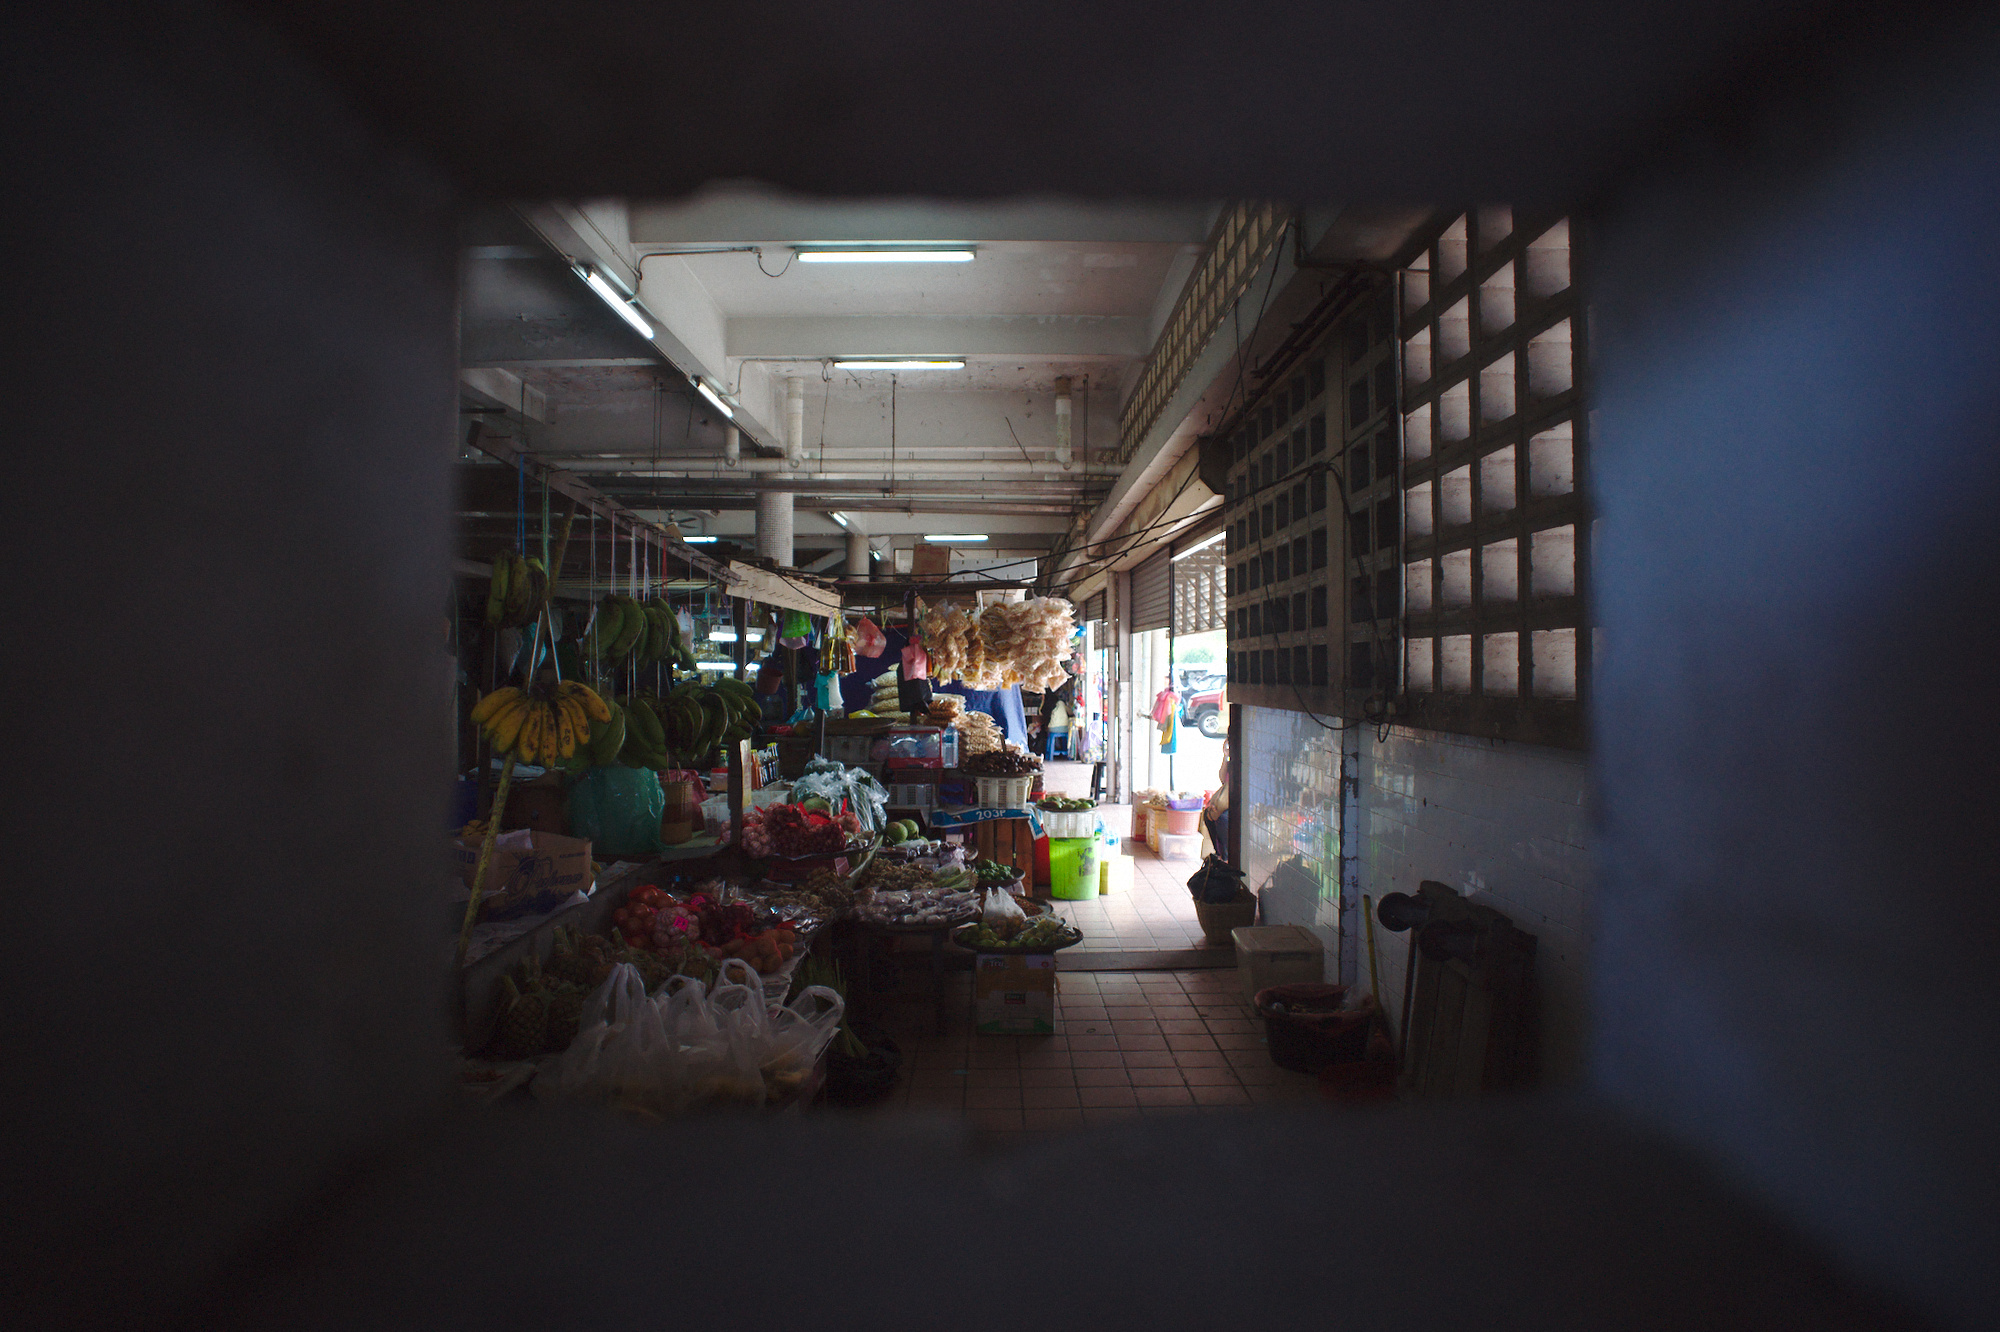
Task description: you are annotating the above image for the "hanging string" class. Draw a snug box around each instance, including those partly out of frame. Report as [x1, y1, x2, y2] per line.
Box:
[515, 453, 526, 553]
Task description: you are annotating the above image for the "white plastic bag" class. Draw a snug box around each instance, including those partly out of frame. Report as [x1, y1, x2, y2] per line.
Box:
[982, 887, 1029, 939]
[550, 963, 684, 1115]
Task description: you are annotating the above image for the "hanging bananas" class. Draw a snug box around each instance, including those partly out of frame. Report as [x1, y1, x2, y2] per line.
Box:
[470, 681, 614, 766]
[483, 549, 548, 629]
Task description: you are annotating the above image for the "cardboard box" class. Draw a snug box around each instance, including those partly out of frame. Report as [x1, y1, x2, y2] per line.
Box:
[912, 542, 952, 578]
[454, 829, 594, 922]
[974, 952, 1057, 1034]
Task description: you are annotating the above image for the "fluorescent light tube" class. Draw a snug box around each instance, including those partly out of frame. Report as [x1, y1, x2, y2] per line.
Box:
[923, 534, 988, 542]
[683, 535, 719, 543]
[696, 660, 736, 670]
[1172, 530, 1227, 559]
[708, 629, 739, 642]
[796, 249, 974, 264]
[745, 630, 765, 642]
[694, 379, 734, 419]
[576, 266, 655, 340]
[835, 359, 965, 371]
[828, 512, 850, 528]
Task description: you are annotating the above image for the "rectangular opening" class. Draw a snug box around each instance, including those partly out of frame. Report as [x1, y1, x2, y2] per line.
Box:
[1294, 645, 1309, 687]
[1292, 426, 1306, 469]
[1275, 544, 1291, 582]
[1308, 359, 1325, 400]
[1274, 438, 1289, 478]
[1276, 492, 1290, 530]
[1247, 557, 1260, 591]
[1312, 643, 1329, 688]
[1405, 559, 1434, 613]
[1436, 215, 1468, 284]
[1479, 261, 1517, 337]
[1349, 439, 1372, 489]
[1479, 350, 1516, 422]
[1531, 524, 1577, 598]
[1403, 267, 1431, 316]
[1249, 651, 1261, 685]
[1439, 381, 1471, 443]
[1483, 632, 1520, 696]
[1372, 426, 1396, 477]
[1376, 577, 1399, 620]
[1441, 547, 1473, 609]
[1292, 535, 1307, 572]
[1349, 641, 1375, 690]
[1480, 445, 1517, 513]
[1312, 527, 1327, 569]
[1374, 359, 1396, 420]
[1528, 421, 1574, 498]
[1404, 481, 1433, 538]
[1404, 406, 1432, 462]
[1350, 576, 1371, 623]
[1272, 596, 1289, 633]
[1262, 503, 1274, 536]
[1310, 412, 1327, 455]
[1403, 325, 1432, 387]
[1262, 550, 1275, 586]
[1288, 375, 1306, 417]
[1532, 627, 1578, 698]
[1528, 319, 1573, 397]
[1349, 376, 1371, 431]
[1247, 603, 1261, 636]
[1440, 465, 1473, 527]
[1406, 637, 1435, 692]
[1292, 482, 1307, 520]
[1311, 584, 1328, 627]
[1439, 297, 1472, 364]
[1293, 591, 1308, 631]
[1374, 495, 1399, 550]
[1350, 510, 1371, 558]
[1311, 470, 1327, 512]
[1481, 538, 1519, 604]
[1525, 219, 1571, 301]
[1478, 205, 1513, 252]
[1440, 634, 1473, 693]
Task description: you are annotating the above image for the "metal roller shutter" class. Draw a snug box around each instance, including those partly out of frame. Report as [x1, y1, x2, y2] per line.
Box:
[1084, 591, 1106, 623]
[1130, 549, 1172, 632]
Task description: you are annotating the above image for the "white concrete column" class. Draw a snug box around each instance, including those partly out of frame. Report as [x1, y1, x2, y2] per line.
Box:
[785, 377, 806, 468]
[846, 531, 870, 578]
[755, 490, 794, 565]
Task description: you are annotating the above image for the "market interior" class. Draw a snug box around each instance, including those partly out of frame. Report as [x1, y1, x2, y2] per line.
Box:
[15, 4, 1999, 1330]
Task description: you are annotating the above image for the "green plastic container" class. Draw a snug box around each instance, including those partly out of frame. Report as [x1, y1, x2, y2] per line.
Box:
[1048, 836, 1099, 900]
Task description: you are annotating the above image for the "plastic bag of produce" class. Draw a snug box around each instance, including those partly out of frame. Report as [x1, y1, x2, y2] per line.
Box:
[982, 887, 1029, 939]
[764, 985, 845, 1093]
[548, 963, 685, 1115]
[566, 765, 665, 857]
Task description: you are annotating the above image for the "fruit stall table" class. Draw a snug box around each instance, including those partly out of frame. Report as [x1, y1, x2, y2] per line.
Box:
[927, 805, 1045, 889]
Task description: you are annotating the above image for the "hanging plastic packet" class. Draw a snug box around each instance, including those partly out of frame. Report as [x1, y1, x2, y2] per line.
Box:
[780, 608, 812, 648]
[854, 616, 888, 658]
[817, 671, 839, 709]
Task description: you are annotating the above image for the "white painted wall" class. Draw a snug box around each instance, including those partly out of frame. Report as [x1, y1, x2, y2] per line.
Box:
[1239, 705, 1593, 1084]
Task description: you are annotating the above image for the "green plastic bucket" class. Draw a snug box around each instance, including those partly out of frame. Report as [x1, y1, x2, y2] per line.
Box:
[1048, 837, 1098, 900]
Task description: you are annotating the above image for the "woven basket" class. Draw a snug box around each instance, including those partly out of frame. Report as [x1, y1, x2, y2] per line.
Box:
[1194, 890, 1258, 945]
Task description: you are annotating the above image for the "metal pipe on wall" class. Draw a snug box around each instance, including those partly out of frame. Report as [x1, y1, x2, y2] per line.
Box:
[785, 377, 806, 469]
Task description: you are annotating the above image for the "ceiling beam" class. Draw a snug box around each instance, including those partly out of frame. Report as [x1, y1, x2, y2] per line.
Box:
[630, 195, 1217, 246]
[725, 315, 1148, 359]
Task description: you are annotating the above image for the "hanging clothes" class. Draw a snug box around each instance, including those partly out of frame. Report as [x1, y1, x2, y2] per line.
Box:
[1151, 685, 1181, 727]
[1159, 706, 1180, 754]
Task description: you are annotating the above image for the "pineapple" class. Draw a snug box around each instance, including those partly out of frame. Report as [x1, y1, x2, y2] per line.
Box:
[487, 976, 549, 1059]
[543, 981, 585, 1052]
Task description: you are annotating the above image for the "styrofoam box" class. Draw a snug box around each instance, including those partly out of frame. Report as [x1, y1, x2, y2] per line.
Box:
[1155, 830, 1202, 861]
[1231, 924, 1325, 1005]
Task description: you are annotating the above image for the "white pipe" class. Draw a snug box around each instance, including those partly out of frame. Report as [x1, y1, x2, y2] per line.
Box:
[723, 424, 740, 467]
[1054, 375, 1073, 471]
[785, 378, 806, 469]
[755, 490, 794, 565]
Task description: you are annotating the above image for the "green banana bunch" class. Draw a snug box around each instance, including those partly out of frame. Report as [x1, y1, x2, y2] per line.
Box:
[484, 552, 511, 627]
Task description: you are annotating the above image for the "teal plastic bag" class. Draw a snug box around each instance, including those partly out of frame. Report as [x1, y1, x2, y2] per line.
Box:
[566, 766, 664, 857]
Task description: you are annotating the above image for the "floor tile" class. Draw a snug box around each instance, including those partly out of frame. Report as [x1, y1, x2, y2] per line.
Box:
[967, 1049, 1019, 1068]
[1191, 1084, 1253, 1106]
[1206, 1019, 1262, 1034]
[1165, 1033, 1219, 1052]
[1229, 1063, 1286, 1084]
[1213, 1033, 1267, 1050]
[1133, 1085, 1194, 1106]
[1066, 1034, 1119, 1051]
[1077, 1084, 1139, 1108]
[1021, 1085, 1081, 1109]
[964, 1087, 1022, 1108]
[1127, 1067, 1186, 1087]
[1245, 1083, 1315, 1105]
[1073, 1066, 1130, 1086]
[1083, 1107, 1143, 1125]
[1116, 1034, 1168, 1051]
[1120, 1050, 1178, 1068]
[1158, 1019, 1208, 1035]
[1069, 1050, 1124, 1068]
[1111, 1020, 1163, 1036]
[1173, 1049, 1229, 1068]
[1180, 1065, 1242, 1086]
[966, 1067, 1021, 1088]
[1019, 1066, 1075, 1087]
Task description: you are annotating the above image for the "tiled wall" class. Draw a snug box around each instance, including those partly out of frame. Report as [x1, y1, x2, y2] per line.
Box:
[1239, 704, 1593, 1082]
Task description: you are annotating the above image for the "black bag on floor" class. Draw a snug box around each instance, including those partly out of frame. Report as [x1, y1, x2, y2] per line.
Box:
[1188, 855, 1247, 904]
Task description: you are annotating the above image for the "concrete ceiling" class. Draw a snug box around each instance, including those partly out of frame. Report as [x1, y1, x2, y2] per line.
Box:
[459, 190, 1224, 556]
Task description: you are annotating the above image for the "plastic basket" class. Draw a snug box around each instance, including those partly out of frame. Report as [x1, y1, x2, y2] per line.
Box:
[1037, 808, 1097, 839]
[1254, 984, 1373, 1073]
[886, 782, 936, 808]
[974, 775, 1034, 809]
[1194, 891, 1258, 945]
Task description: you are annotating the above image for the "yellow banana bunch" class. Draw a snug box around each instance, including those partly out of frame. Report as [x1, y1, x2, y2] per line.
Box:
[471, 681, 615, 765]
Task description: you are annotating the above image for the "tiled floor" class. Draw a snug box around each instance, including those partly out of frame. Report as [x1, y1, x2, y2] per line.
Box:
[1046, 833, 1223, 962]
[848, 966, 1322, 1139]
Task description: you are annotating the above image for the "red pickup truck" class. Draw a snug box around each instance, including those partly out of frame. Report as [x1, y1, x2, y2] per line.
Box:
[1182, 681, 1227, 738]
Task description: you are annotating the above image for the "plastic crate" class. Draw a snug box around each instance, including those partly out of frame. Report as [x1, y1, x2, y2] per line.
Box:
[1037, 807, 1098, 839]
[886, 782, 936, 809]
[974, 775, 1034, 809]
